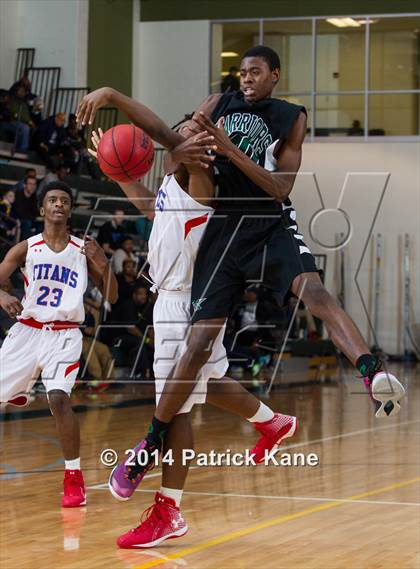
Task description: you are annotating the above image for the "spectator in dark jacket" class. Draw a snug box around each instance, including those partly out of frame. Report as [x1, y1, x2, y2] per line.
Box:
[116, 259, 138, 304]
[13, 167, 37, 192]
[13, 174, 38, 239]
[0, 189, 20, 242]
[97, 209, 131, 256]
[221, 67, 240, 93]
[0, 85, 33, 151]
[34, 112, 67, 169]
[117, 284, 154, 377]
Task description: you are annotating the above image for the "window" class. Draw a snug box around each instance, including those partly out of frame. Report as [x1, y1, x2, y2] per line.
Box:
[211, 22, 259, 94]
[316, 19, 365, 92]
[369, 93, 419, 135]
[316, 94, 364, 136]
[210, 14, 420, 139]
[263, 20, 313, 94]
[370, 17, 420, 91]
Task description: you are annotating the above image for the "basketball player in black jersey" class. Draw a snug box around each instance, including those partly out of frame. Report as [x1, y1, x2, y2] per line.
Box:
[77, 45, 404, 488]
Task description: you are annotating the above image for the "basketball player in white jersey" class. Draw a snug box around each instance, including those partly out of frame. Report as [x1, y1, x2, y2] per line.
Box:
[90, 130, 297, 548]
[0, 181, 118, 507]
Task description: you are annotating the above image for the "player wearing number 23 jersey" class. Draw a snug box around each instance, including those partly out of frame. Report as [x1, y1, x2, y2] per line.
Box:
[0, 181, 118, 508]
[0, 232, 87, 401]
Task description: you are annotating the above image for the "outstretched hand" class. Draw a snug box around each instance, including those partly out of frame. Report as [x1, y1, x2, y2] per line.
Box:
[171, 131, 218, 169]
[76, 87, 113, 126]
[81, 235, 108, 270]
[194, 113, 234, 156]
[88, 128, 104, 160]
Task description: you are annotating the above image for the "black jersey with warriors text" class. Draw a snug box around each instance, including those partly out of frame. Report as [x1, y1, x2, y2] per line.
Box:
[211, 90, 306, 215]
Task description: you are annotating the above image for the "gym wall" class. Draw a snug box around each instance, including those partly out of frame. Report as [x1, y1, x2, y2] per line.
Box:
[0, 0, 88, 89]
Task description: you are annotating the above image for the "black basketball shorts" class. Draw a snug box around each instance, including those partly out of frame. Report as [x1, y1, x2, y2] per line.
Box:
[190, 213, 318, 323]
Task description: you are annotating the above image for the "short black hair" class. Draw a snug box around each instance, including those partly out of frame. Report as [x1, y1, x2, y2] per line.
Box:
[241, 45, 281, 71]
[24, 174, 37, 184]
[38, 181, 74, 208]
[133, 283, 149, 293]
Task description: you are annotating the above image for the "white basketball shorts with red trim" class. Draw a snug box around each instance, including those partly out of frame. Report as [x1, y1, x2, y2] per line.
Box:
[0, 321, 82, 401]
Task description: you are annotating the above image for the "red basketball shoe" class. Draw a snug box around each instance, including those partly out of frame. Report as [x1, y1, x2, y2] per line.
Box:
[250, 413, 298, 464]
[117, 492, 188, 549]
[62, 470, 86, 508]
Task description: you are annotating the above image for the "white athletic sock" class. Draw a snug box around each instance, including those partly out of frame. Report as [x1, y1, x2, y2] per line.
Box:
[247, 402, 275, 423]
[65, 457, 81, 471]
[160, 486, 183, 507]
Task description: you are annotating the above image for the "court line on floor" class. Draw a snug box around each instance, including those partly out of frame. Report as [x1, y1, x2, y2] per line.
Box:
[281, 418, 420, 451]
[87, 418, 420, 491]
[133, 477, 420, 569]
[88, 485, 420, 507]
[87, 467, 200, 490]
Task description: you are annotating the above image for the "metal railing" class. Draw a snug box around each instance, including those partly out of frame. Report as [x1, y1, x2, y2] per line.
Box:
[86, 106, 118, 140]
[142, 147, 165, 190]
[47, 87, 90, 117]
[15, 48, 35, 81]
[25, 67, 61, 118]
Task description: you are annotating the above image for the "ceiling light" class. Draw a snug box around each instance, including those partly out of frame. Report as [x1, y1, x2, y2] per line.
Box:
[221, 51, 239, 58]
[326, 18, 361, 28]
[356, 19, 379, 24]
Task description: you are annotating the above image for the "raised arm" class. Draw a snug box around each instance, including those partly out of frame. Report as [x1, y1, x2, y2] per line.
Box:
[196, 111, 307, 203]
[89, 129, 156, 219]
[118, 181, 156, 220]
[164, 94, 222, 174]
[77, 87, 183, 150]
[0, 240, 27, 318]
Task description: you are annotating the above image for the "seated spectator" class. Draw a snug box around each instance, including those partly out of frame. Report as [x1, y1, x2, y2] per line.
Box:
[0, 189, 20, 243]
[97, 209, 131, 257]
[0, 84, 34, 151]
[135, 216, 153, 252]
[111, 236, 138, 274]
[348, 119, 364, 136]
[13, 174, 38, 239]
[81, 303, 115, 390]
[116, 284, 154, 378]
[14, 167, 37, 192]
[64, 114, 100, 178]
[116, 259, 138, 304]
[226, 286, 282, 372]
[38, 165, 69, 195]
[33, 112, 68, 170]
[10, 76, 43, 126]
[221, 67, 240, 93]
[0, 89, 12, 135]
[0, 278, 19, 341]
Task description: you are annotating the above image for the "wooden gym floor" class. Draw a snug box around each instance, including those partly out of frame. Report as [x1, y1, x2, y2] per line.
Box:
[1, 363, 419, 569]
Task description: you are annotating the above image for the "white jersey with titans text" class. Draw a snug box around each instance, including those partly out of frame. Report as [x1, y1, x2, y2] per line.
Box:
[147, 175, 213, 292]
[19, 233, 88, 323]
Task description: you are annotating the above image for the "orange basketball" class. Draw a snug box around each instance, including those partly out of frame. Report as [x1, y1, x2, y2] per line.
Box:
[97, 124, 154, 182]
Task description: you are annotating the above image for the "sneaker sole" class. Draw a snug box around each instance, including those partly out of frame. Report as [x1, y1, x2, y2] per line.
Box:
[120, 526, 189, 549]
[61, 497, 87, 508]
[372, 372, 405, 418]
[108, 466, 132, 502]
